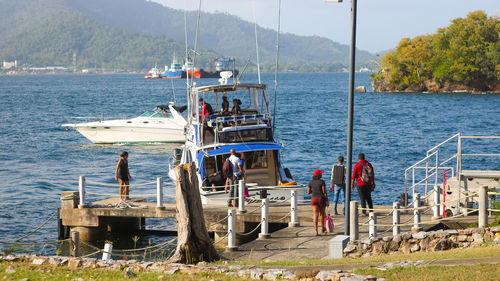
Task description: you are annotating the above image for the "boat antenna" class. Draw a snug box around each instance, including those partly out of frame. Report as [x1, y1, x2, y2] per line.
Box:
[253, 1, 261, 84]
[234, 59, 251, 88]
[190, 0, 202, 90]
[184, 3, 190, 119]
[272, 0, 281, 132]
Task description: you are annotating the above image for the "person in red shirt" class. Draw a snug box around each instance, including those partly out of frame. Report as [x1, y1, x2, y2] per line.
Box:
[351, 153, 375, 215]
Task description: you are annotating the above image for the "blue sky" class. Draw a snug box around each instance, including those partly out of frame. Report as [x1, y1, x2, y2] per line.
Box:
[155, 0, 498, 53]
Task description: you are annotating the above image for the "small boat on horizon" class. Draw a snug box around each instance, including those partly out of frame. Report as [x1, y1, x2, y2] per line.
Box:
[62, 103, 187, 144]
[163, 58, 183, 79]
[144, 63, 162, 79]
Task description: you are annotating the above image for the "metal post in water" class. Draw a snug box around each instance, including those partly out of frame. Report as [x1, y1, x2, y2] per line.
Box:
[433, 185, 441, 219]
[156, 177, 164, 209]
[259, 198, 270, 239]
[349, 201, 359, 241]
[70, 231, 80, 257]
[369, 212, 377, 239]
[78, 176, 85, 208]
[393, 202, 400, 236]
[289, 190, 299, 227]
[238, 180, 246, 214]
[102, 242, 113, 260]
[226, 209, 237, 251]
[412, 193, 422, 232]
[478, 185, 488, 228]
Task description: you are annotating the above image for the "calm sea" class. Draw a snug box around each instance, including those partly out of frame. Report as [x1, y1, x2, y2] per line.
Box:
[0, 73, 499, 253]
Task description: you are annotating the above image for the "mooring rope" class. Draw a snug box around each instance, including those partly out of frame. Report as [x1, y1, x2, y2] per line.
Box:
[15, 210, 58, 242]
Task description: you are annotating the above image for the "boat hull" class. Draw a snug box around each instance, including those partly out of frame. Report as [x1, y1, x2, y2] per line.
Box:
[73, 126, 184, 143]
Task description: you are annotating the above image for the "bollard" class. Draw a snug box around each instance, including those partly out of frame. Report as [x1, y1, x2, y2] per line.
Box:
[432, 185, 441, 219]
[259, 198, 270, 239]
[289, 190, 299, 227]
[237, 180, 246, 214]
[478, 185, 488, 228]
[350, 201, 359, 241]
[226, 209, 237, 251]
[393, 202, 400, 236]
[412, 193, 422, 232]
[70, 231, 80, 257]
[78, 176, 85, 208]
[369, 212, 377, 239]
[102, 242, 113, 260]
[156, 177, 164, 209]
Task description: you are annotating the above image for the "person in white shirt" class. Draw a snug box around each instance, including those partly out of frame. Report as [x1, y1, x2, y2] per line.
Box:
[225, 148, 243, 207]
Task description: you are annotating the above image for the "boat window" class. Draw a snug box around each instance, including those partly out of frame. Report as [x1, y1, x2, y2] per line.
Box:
[244, 151, 268, 169]
[218, 128, 272, 143]
[204, 157, 217, 176]
[127, 121, 132, 123]
[140, 110, 164, 118]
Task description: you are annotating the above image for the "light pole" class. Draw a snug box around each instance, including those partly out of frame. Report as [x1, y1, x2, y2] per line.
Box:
[325, 0, 357, 236]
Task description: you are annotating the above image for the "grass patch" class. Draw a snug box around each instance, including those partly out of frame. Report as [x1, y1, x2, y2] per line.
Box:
[354, 263, 500, 281]
[223, 246, 500, 267]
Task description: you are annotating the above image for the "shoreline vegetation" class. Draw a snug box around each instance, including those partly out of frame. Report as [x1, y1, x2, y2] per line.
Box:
[371, 11, 499, 94]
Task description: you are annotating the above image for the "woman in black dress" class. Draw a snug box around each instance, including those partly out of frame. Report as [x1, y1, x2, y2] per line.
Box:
[307, 169, 329, 235]
[115, 151, 131, 200]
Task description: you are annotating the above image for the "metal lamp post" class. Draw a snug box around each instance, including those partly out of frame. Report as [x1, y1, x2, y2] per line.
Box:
[325, 0, 357, 235]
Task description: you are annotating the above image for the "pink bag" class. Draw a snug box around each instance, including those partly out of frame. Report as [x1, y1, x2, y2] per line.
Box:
[325, 207, 334, 233]
[244, 187, 249, 198]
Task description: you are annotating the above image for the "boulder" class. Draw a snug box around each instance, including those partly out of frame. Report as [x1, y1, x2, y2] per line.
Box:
[68, 259, 82, 268]
[412, 232, 428, 240]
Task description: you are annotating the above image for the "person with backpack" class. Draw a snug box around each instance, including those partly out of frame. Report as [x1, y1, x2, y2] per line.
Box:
[224, 149, 243, 207]
[351, 153, 375, 216]
[330, 156, 346, 215]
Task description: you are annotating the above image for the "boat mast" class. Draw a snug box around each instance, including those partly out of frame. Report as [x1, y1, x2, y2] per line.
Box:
[184, 5, 190, 123]
[253, 1, 261, 84]
[272, 0, 281, 132]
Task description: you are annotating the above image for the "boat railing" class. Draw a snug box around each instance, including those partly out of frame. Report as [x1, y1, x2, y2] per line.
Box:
[403, 133, 500, 207]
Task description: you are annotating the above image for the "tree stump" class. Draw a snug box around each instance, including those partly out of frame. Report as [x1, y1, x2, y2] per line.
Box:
[168, 163, 219, 264]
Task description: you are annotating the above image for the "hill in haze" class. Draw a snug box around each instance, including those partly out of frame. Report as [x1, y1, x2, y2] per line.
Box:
[0, 0, 378, 72]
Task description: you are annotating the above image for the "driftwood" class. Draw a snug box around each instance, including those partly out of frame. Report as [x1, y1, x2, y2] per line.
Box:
[168, 163, 219, 264]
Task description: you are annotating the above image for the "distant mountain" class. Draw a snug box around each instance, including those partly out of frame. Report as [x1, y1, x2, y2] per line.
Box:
[0, 0, 378, 71]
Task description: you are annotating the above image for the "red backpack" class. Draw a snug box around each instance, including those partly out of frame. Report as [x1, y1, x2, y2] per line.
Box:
[222, 158, 232, 179]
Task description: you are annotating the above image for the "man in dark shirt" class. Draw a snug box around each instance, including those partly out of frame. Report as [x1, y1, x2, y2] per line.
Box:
[351, 153, 375, 215]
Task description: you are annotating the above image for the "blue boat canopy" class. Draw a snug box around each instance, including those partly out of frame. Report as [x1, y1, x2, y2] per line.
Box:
[197, 143, 285, 179]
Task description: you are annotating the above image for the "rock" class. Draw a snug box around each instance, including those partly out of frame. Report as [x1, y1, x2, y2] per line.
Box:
[410, 244, 420, 252]
[457, 235, 468, 242]
[399, 240, 411, 254]
[472, 233, 484, 244]
[71, 278, 84, 281]
[392, 235, 402, 243]
[401, 232, 412, 240]
[164, 267, 179, 275]
[246, 269, 264, 279]
[316, 270, 342, 281]
[32, 258, 46, 265]
[5, 266, 16, 274]
[419, 237, 431, 251]
[48, 257, 68, 266]
[466, 235, 474, 242]
[446, 230, 458, 235]
[263, 270, 295, 281]
[435, 229, 448, 238]
[490, 226, 500, 232]
[382, 236, 392, 242]
[343, 244, 357, 254]
[67, 259, 82, 269]
[431, 239, 451, 251]
[354, 86, 367, 93]
[338, 274, 365, 281]
[5, 255, 19, 262]
[474, 228, 485, 235]
[412, 232, 428, 240]
[388, 240, 400, 252]
[125, 269, 137, 278]
[372, 242, 388, 255]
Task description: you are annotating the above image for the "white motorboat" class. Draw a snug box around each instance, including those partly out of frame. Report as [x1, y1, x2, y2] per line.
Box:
[62, 103, 187, 144]
[169, 75, 304, 204]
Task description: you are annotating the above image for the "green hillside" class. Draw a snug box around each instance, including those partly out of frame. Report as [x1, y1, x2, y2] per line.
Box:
[0, 0, 377, 72]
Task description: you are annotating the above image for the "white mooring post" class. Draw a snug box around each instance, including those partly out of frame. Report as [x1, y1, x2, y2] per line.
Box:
[369, 212, 377, 239]
[412, 193, 422, 232]
[78, 176, 85, 208]
[156, 177, 164, 209]
[226, 209, 237, 251]
[259, 198, 270, 239]
[393, 202, 400, 236]
[433, 185, 441, 219]
[478, 185, 488, 228]
[350, 201, 359, 241]
[237, 180, 246, 214]
[289, 190, 299, 227]
[102, 242, 113, 260]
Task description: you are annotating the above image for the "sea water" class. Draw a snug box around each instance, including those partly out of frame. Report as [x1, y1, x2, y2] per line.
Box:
[0, 73, 499, 253]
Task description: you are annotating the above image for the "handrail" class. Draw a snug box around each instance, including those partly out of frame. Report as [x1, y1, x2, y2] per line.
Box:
[426, 133, 460, 154]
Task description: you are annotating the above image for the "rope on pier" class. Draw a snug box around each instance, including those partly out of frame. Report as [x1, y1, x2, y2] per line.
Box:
[86, 179, 156, 187]
[213, 233, 229, 245]
[208, 214, 230, 228]
[238, 222, 263, 237]
[15, 210, 58, 242]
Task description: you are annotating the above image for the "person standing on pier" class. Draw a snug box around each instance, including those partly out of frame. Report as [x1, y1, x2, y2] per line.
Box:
[115, 151, 131, 200]
[331, 156, 346, 215]
[308, 169, 329, 236]
[351, 153, 375, 215]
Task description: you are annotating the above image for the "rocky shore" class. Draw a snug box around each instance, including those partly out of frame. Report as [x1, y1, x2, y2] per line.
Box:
[372, 78, 500, 94]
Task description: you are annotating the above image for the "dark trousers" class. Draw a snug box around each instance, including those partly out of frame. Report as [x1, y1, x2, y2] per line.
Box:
[357, 185, 373, 214]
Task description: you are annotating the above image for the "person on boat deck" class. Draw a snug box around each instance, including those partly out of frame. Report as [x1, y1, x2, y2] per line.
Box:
[115, 151, 131, 200]
[231, 98, 242, 116]
[220, 95, 230, 116]
[308, 169, 329, 236]
[199, 98, 214, 122]
[205, 171, 225, 192]
[225, 149, 243, 207]
[351, 153, 375, 216]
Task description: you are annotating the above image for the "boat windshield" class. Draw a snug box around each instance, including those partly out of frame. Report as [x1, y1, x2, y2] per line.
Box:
[140, 107, 168, 118]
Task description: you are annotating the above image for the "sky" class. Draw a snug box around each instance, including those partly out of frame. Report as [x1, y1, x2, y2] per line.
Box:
[154, 0, 499, 53]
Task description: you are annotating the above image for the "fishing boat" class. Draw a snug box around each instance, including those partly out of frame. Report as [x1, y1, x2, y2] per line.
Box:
[169, 73, 302, 204]
[144, 63, 162, 79]
[164, 58, 183, 79]
[62, 103, 187, 144]
[182, 58, 201, 79]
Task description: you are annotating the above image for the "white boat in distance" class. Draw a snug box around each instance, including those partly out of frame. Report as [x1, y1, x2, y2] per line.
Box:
[62, 103, 187, 144]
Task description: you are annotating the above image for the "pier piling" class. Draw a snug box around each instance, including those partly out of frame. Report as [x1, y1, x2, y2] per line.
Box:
[70, 231, 80, 257]
[369, 212, 377, 238]
[238, 180, 246, 214]
[78, 176, 85, 208]
[479, 185, 488, 228]
[393, 202, 400, 236]
[350, 201, 359, 241]
[156, 177, 164, 209]
[227, 209, 237, 251]
[289, 190, 299, 227]
[412, 193, 422, 232]
[259, 198, 270, 239]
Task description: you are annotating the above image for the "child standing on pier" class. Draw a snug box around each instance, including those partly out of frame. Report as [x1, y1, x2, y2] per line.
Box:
[331, 156, 346, 215]
[115, 151, 131, 200]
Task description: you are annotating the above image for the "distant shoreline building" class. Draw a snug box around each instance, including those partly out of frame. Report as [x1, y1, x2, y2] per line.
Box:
[2, 60, 18, 69]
